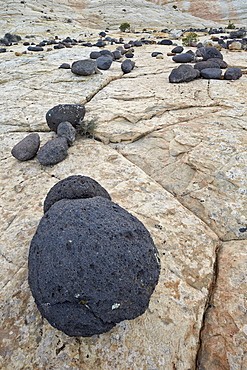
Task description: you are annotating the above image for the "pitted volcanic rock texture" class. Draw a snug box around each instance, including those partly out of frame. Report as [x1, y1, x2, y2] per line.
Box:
[28, 196, 160, 337]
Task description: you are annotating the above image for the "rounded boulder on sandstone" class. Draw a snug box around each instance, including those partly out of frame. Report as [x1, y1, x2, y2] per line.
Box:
[121, 59, 135, 74]
[37, 137, 68, 166]
[28, 196, 160, 337]
[169, 64, 200, 83]
[224, 67, 242, 80]
[43, 175, 111, 213]
[171, 46, 184, 54]
[172, 53, 194, 63]
[194, 60, 220, 71]
[46, 104, 85, 132]
[11, 133, 40, 161]
[96, 56, 112, 70]
[200, 68, 222, 79]
[196, 47, 223, 60]
[71, 59, 97, 76]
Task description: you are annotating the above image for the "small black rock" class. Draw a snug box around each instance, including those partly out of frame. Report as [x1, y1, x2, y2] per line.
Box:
[11, 133, 40, 161]
[27, 46, 44, 52]
[196, 47, 223, 60]
[151, 52, 163, 57]
[46, 104, 86, 132]
[89, 51, 101, 59]
[37, 137, 68, 166]
[171, 46, 184, 54]
[57, 121, 76, 146]
[121, 59, 135, 74]
[58, 63, 70, 69]
[172, 53, 194, 63]
[43, 175, 111, 213]
[159, 39, 173, 45]
[194, 60, 220, 71]
[28, 196, 160, 337]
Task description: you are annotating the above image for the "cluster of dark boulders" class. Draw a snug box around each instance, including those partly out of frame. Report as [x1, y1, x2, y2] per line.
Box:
[11, 104, 86, 166]
[169, 46, 242, 83]
[28, 175, 160, 337]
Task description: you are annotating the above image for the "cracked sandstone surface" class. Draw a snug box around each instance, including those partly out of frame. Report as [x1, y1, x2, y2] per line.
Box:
[0, 1, 247, 369]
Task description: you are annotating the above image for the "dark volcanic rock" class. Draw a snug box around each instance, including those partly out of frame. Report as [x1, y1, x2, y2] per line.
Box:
[112, 50, 122, 60]
[169, 64, 200, 83]
[11, 133, 40, 161]
[59, 63, 70, 69]
[28, 196, 160, 337]
[224, 67, 242, 80]
[172, 53, 194, 63]
[206, 58, 228, 69]
[229, 30, 246, 39]
[196, 47, 223, 60]
[159, 39, 173, 45]
[27, 46, 44, 52]
[57, 121, 76, 146]
[200, 68, 222, 79]
[151, 52, 163, 57]
[44, 175, 111, 213]
[46, 104, 85, 132]
[121, 59, 135, 74]
[89, 51, 101, 59]
[4, 33, 21, 43]
[194, 60, 220, 71]
[71, 59, 97, 76]
[171, 46, 184, 54]
[37, 137, 68, 166]
[96, 56, 112, 70]
[99, 49, 114, 59]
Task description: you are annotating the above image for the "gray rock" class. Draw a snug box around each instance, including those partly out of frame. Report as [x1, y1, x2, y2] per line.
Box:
[71, 59, 97, 76]
[57, 121, 76, 146]
[159, 39, 173, 45]
[207, 58, 228, 68]
[11, 133, 40, 161]
[46, 104, 86, 132]
[229, 30, 246, 38]
[200, 68, 222, 79]
[171, 46, 184, 54]
[89, 51, 101, 59]
[172, 53, 194, 63]
[96, 56, 112, 70]
[121, 59, 135, 74]
[169, 64, 200, 83]
[44, 175, 111, 213]
[224, 67, 242, 80]
[112, 50, 122, 60]
[58, 63, 70, 69]
[151, 52, 163, 57]
[196, 47, 223, 60]
[28, 196, 160, 337]
[99, 49, 114, 59]
[194, 60, 220, 71]
[37, 137, 68, 166]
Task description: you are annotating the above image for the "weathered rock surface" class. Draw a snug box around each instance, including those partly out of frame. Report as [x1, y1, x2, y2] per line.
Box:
[1, 0, 247, 369]
[11, 133, 40, 161]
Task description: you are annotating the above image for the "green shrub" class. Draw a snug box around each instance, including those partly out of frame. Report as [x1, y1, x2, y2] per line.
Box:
[226, 20, 235, 29]
[77, 117, 98, 138]
[119, 22, 130, 32]
[182, 32, 198, 46]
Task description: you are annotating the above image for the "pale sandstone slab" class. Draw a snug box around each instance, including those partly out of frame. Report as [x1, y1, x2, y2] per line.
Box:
[0, 134, 218, 369]
[197, 240, 247, 370]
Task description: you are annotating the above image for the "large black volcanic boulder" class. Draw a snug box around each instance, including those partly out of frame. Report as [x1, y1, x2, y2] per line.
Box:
[43, 175, 111, 213]
[46, 104, 85, 132]
[28, 196, 160, 337]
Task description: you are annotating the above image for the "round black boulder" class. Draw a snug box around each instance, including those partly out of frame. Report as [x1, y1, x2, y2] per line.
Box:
[57, 121, 76, 146]
[196, 47, 223, 60]
[28, 196, 160, 337]
[171, 46, 184, 54]
[194, 60, 220, 71]
[121, 59, 135, 74]
[224, 67, 242, 80]
[200, 68, 222, 79]
[96, 56, 112, 70]
[11, 133, 40, 161]
[71, 59, 97, 76]
[46, 104, 86, 132]
[169, 64, 200, 83]
[43, 175, 111, 213]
